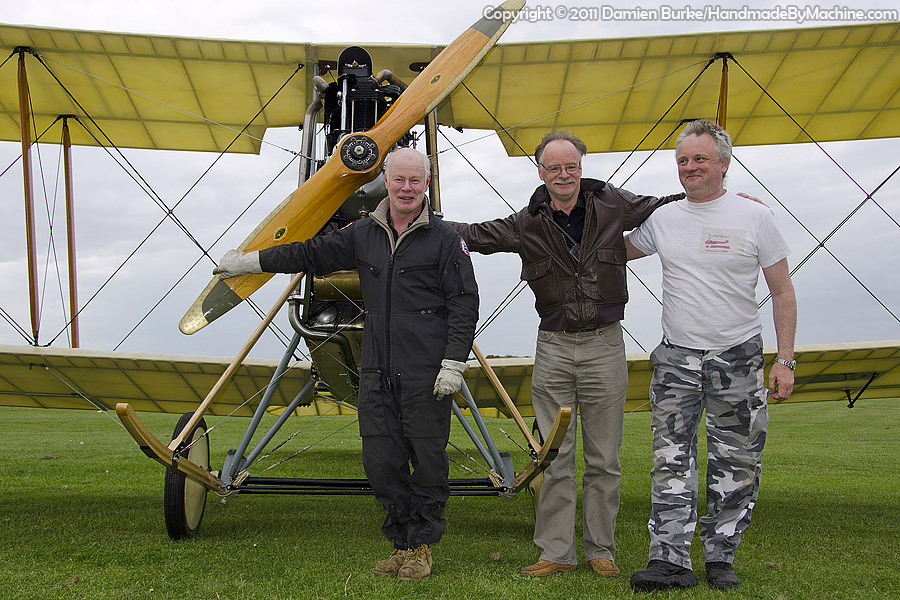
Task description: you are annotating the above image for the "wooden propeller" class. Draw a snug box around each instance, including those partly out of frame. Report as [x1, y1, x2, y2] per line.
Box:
[180, 0, 525, 335]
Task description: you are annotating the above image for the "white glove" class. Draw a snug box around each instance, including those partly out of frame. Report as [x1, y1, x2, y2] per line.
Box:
[433, 359, 469, 399]
[212, 250, 262, 278]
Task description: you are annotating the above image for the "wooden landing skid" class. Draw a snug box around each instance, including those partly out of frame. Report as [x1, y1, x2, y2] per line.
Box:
[509, 406, 572, 493]
[118, 402, 569, 499]
[116, 402, 225, 493]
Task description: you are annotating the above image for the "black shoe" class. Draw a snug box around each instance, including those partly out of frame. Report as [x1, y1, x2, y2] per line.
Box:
[630, 560, 698, 591]
[705, 561, 739, 590]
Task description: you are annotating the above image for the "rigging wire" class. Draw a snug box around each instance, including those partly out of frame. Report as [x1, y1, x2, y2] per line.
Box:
[24, 57, 305, 348]
[607, 56, 717, 185]
[0, 306, 31, 342]
[736, 155, 900, 323]
[25, 57, 209, 252]
[615, 120, 684, 188]
[28, 362, 127, 430]
[435, 58, 710, 160]
[0, 115, 66, 344]
[33, 130, 73, 347]
[475, 281, 528, 339]
[729, 56, 900, 232]
[113, 150, 302, 351]
[37, 52, 306, 159]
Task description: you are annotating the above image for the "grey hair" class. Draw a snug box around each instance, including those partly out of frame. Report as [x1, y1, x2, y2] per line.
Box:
[676, 119, 732, 163]
[534, 129, 588, 165]
[383, 146, 431, 178]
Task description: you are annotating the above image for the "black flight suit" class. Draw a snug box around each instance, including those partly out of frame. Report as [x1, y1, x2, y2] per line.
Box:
[259, 198, 479, 548]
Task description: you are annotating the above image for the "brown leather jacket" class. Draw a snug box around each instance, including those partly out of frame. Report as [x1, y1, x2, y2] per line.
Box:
[450, 178, 682, 331]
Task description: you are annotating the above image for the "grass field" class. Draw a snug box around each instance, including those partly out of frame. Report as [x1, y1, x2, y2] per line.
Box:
[1, 398, 898, 599]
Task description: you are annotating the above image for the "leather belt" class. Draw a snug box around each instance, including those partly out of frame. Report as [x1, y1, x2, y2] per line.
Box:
[562, 321, 614, 334]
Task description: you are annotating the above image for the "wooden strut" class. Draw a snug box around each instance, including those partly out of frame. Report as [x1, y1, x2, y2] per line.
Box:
[717, 54, 728, 129]
[17, 49, 40, 343]
[117, 271, 304, 490]
[510, 406, 571, 493]
[62, 118, 80, 348]
[471, 342, 541, 454]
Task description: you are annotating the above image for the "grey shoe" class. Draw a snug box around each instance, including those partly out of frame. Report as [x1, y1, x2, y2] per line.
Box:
[630, 560, 698, 591]
[374, 548, 407, 577]
[705, 561, 739, 589]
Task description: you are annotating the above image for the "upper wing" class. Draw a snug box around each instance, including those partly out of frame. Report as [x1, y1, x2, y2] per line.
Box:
[443, 22, 900, 156]
[0, 24, 438, 153]
[2, 22, 897, 155]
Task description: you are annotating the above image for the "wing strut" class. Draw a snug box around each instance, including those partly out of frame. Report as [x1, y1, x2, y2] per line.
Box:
[62, 118, 80, 347]
[16, 48, 40, 344]
[472, 342, 540, 453]
[716, 52, 731, 129]
[846, 372, 879, 408]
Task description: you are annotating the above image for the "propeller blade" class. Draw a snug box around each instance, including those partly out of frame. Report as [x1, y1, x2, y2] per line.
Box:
[180, 0, 525, 334]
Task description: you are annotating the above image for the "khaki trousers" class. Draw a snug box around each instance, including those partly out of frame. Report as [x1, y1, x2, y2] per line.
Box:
[531, 322, 627, 564]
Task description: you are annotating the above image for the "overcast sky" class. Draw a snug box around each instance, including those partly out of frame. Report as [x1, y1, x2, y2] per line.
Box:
[1, 0, 899, 363]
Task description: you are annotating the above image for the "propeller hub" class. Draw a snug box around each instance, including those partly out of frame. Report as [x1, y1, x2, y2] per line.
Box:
[340, 134, 379, 171]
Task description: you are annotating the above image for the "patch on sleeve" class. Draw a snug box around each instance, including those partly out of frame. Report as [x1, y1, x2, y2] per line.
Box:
[459, 237, 470, 256]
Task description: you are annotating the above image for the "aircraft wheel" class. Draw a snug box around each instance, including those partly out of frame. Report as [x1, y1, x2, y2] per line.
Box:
[527, 418, 545, 515]
[163, 412, 210, 540]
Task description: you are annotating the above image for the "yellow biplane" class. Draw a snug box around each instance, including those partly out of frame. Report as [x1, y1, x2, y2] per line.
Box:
[1, 2, 899, 539]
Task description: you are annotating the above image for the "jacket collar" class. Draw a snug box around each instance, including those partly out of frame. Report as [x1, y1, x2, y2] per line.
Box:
[372, 197, 432, 229]
[527, 177, 607, 216]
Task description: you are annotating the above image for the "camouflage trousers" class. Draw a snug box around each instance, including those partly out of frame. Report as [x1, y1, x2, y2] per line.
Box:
[647, 335, 768, 568]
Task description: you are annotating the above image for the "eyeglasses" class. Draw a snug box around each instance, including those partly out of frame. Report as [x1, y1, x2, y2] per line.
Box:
[540, 162, 581, 176]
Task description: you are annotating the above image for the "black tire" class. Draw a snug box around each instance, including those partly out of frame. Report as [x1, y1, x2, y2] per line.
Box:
[528, 418, 545, 514]
[163, 412, 210, 540]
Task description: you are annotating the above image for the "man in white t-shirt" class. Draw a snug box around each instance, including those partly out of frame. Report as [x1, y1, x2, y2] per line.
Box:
[625, 119, 797, 592]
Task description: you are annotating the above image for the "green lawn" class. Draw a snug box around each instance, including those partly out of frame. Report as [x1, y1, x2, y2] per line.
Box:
[1, 398, 897, 599]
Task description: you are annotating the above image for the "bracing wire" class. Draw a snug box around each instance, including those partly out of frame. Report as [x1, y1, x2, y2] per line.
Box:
[729, 55, 900, 232]
[736, 154, 900, 323]
[17, 54, 305, 348]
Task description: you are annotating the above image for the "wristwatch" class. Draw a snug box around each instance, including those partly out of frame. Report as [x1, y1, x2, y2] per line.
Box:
[774, 357, 796, 370]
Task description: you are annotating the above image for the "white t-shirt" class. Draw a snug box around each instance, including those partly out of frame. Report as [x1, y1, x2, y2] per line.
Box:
[629, 192, 790, 350]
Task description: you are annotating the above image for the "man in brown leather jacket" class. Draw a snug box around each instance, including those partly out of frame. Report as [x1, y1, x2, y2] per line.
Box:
[450, 130, 682, 577]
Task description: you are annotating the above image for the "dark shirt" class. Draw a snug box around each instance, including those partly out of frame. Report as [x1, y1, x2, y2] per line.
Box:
[550, 192, 586, 248]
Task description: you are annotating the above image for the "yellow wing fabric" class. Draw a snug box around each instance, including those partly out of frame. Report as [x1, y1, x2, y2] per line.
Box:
[0, 23, 438, 153]
[1, 341, 897, 415]
[2, 22, 897, 155]
[441, 22, 900, 156]
[461, 340, 900, 416]
[0, 344, 357, 416]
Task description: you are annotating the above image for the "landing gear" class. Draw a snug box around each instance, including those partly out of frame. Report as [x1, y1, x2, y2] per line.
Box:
[163, 412, 210, 540]
[528, 418, 544, 514]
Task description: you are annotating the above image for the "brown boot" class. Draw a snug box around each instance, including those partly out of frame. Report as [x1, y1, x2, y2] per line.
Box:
[520, 559, 576, 576]
[374, 548, 407, 577]
[397, 544, 432, 581]
[588, 557, 620, 576]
